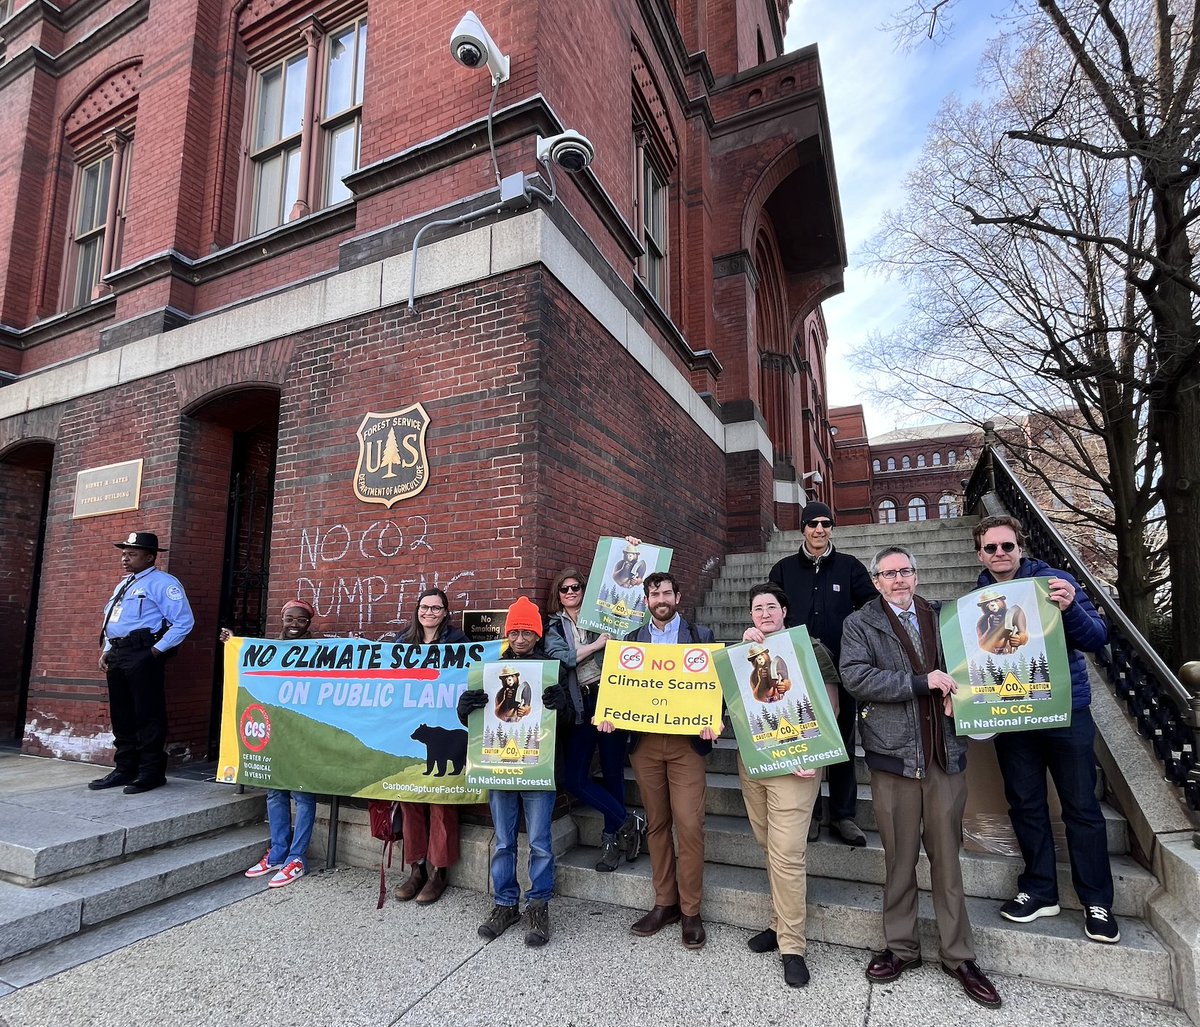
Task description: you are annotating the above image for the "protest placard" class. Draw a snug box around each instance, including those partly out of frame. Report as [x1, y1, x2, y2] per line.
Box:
[577, 536, 672, 636]
[594, 641, 722, 734]
[465, 660, 560, 790]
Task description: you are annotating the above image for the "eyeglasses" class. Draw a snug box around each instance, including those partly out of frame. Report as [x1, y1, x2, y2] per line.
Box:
[751, 603, 783, 614]
[418, 605, 446, 614]
[981, 542, 1018, 555]
[874, 568, 916, 580]
[558, 583, 582, 593]
[805, 519, 833, 529]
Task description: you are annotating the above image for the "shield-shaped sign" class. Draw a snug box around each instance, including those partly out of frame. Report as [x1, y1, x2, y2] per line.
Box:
[354, 403, 431, 507]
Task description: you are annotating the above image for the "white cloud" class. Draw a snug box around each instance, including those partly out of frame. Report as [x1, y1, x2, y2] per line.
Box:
[785, 1, 996, 433]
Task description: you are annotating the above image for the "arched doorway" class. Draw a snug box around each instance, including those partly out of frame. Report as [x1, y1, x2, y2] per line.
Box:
[0, 441, 54, 743]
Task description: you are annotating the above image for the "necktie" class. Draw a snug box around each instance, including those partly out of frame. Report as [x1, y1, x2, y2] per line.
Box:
[901, 610, 922, 651]
[99, 575, 135, 644]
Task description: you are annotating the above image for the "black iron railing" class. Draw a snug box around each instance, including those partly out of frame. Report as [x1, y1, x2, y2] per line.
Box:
[965, 434, 1200, 813]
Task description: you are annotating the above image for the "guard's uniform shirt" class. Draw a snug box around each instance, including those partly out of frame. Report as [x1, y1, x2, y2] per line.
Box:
[102, 567, 195, 653]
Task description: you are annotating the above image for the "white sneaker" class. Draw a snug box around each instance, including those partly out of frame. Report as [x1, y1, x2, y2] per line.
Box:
[245, 853, 283, 879]
[268, 859, 305, 888]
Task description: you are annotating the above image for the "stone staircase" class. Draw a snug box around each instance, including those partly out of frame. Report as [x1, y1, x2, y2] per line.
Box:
[0, 754, 267, 967]
[698, 516, 983, 641]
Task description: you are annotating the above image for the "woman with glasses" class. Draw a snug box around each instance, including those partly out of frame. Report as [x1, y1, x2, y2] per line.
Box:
[392, 587, 469, 906]
[738, 582, 841, 988]
[545, 566, 644, 871]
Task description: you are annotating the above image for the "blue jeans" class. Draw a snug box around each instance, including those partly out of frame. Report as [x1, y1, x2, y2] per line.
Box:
[563, 721, 627, 834]
[488, 789, 556, 905]
[993, 706, 1113, 907]
[266, 789, 318, 869]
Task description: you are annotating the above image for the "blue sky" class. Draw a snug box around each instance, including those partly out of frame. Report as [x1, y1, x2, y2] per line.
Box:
[784, 2, 997, 437]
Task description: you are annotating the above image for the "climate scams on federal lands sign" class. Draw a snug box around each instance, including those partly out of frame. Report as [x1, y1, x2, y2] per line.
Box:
[716, 627, 848, 778]
[594, 641, 722, 734]
[941, 578, 1073, 736]
[216, 637, 503, 802]
[577, 536, 673, 637]
[464, 660, 560, 791]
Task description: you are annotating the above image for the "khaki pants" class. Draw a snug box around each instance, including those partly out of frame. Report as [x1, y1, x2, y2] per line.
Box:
[630, 734, 707, 916]
[739, 760, 821, 955]
[870, 764, 975, 968]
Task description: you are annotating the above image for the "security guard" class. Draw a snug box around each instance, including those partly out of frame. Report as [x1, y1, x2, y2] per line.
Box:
[90, 531, 195, 794]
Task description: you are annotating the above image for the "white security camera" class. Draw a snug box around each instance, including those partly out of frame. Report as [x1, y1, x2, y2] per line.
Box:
[536, 131, 595, 173]
[450, 11, 510, 85]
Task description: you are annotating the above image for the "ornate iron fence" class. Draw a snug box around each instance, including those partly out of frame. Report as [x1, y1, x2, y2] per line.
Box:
[965, 430, 1200, 813]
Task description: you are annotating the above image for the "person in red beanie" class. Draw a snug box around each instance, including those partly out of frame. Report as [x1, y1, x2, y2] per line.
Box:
[457, 596, 566, 948]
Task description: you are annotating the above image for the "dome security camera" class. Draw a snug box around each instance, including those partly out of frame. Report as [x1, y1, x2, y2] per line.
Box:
[536, 131, 595, 173]
[450, 11, 510, 85]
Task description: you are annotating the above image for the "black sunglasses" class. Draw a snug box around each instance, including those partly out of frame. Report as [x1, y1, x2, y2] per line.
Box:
[558, 583, 583, 593]
[806, 518, 833, 529]
[981, 541, 1018, 555]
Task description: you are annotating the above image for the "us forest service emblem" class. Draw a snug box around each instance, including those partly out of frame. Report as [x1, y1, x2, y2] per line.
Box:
[354, 403, 431, 507]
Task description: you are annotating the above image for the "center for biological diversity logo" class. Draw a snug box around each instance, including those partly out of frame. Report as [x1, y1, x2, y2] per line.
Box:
[240, 704, 271, 752]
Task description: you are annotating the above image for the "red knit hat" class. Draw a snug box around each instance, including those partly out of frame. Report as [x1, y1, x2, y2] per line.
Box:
[281, 598, 316, 618]
[503, 596, 542, 637]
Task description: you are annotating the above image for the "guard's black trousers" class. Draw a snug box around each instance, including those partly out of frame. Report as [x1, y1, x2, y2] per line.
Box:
[106, 645, 168, 782]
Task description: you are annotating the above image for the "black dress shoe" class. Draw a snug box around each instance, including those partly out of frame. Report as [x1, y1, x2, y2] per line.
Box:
[681, 914, 706, 950]
[782, 954, 810, 988]
[630, 904, 681, 937]
[747, 927, 778, 953]
[866, 949, 922, 982]
[122, 779, 166, 795]
[88, 770, 136, 791]
[943, 960, 1001, 1008]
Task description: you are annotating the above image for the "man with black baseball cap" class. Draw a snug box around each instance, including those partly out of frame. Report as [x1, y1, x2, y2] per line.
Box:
[769, 502, 875, 845]
[91, 531, 195, 794]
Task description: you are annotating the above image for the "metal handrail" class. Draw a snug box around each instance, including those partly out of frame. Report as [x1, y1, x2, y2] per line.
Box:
[965, 438, 1200, 812]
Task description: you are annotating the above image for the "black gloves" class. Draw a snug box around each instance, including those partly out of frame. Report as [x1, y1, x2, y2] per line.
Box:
[456, 689, 488, 725]
[541, 684, 568, 711]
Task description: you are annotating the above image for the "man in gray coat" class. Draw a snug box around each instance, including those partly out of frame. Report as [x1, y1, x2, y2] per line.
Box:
[840, 546, 1000, 1009]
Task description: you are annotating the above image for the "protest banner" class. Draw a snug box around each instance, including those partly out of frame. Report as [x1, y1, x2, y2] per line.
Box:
[941, 578, 1073, 736]
[577, 536, 673, 636]
[716, 627, 847, 778]
[215, 637, 503, 802]
[465, 660, 560, 790]
[594, 641, 722, 734]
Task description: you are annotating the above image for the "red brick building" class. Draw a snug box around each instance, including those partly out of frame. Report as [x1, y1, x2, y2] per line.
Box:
[0, 0, 845, 761]
[829, 408, 979, 526]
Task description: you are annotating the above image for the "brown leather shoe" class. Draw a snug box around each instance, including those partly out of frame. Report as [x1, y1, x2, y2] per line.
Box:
[865, 949, 922, 982]
[681, 914, 706, 950]
[942, 960, 1002, 1008]
[415, 866, 447, 905]
[630, 904, 681, 937]
[393, 863, 427, 902]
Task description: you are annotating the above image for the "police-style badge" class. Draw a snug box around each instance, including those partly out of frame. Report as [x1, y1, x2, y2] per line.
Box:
[354, 403, 431, 508]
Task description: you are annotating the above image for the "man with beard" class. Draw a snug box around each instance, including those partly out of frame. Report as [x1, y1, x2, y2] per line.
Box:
[769, 502, 875, 846]
[598, 571, 716, 950]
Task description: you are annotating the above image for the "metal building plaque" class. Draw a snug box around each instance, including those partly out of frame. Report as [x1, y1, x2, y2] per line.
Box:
[73, 459, 143, 519]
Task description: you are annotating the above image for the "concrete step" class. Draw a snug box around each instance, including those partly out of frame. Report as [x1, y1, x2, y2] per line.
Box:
[570, 809, 1154, 917]
[0, 779, 267, 886]
[553, 847, 1173, 1002]
[0, 823, 267, 961]
[616, 770, 1129, 854]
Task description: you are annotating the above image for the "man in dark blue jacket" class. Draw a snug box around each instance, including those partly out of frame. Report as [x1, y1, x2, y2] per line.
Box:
[974, 515, 1117, 944]
[769, 501, 876, 845]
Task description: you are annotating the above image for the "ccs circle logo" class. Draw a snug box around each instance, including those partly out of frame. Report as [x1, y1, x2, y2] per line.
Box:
[240, 704, 271, 752]
[619, 646, 644, 670]
[683, 648, 710, 673]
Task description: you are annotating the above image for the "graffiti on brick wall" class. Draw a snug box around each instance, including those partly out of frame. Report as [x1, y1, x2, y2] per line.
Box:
[295, 516, 474, 638]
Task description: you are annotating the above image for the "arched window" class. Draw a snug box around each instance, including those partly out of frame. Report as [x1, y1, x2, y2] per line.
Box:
[938, 494, 959, 519]
[878, 500, 897, 524]
[947, 451, 956, 464]
[963, 450, 972, 461]
[902, 455, 911, 469]
[886, 457, 896, 471]
[932, 452, 941, 466]
[872, 459, 880, 472]
[908, 496, 927, 521]
[917, 454, 926, 468]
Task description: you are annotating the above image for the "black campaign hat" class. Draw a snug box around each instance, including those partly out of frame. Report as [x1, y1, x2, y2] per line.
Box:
[113, 531, 165, 552]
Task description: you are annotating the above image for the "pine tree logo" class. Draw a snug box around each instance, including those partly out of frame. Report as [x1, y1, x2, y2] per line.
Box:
[354, 403, 431, 507]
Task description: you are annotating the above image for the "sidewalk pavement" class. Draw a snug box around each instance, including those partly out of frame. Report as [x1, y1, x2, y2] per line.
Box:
[0, 865, 1188, 1027]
